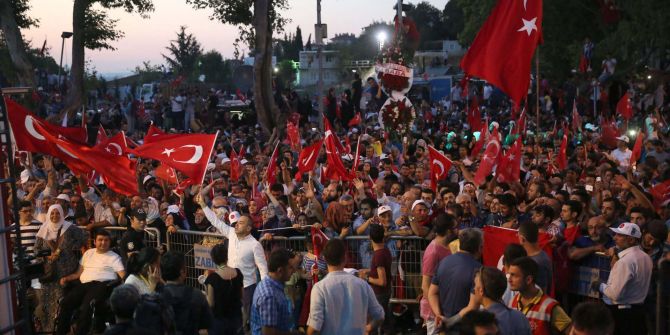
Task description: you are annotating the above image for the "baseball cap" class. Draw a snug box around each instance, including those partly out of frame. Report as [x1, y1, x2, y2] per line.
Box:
[56, 194, 70, 202]
[610, 222, 641, 239]
[228, 211, 241, 224]
[130, 208, 147, 220]
[143, 175, 155, 185]
[20, 170, 30, 184]
[411, 200, 429, 211]
[377, 205, 392, 215]
[615, 135, 630, 143]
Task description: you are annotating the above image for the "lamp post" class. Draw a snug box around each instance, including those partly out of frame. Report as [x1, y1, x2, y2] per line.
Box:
[376, 31, 387, 51]
[58, 31, 73, 95]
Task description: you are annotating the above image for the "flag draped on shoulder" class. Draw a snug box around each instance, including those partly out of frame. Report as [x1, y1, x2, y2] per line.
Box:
[460, 0, 543, 106]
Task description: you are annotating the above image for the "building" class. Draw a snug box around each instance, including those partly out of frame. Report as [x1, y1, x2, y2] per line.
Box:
[330, 33, 357, 46]
[297, 50, 341, 87]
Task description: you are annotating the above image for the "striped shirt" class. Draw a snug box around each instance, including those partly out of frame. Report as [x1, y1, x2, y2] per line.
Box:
[11, 220, 42, 258]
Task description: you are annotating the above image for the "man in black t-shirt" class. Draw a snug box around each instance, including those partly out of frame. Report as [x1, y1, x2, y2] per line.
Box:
[120, 209, 147, 262]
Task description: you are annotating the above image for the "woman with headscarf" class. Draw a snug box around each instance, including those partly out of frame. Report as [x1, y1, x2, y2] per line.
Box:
[34, 204, 87, 332]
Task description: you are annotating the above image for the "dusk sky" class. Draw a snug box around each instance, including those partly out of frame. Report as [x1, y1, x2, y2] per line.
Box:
[24, 0, 448, 77]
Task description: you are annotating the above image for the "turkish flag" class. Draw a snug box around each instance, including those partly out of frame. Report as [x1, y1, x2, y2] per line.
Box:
[351, 136, 362, 176]
[460, 0, 543, 106]
[616, 92, 633, 120]
[482, 225, 553, 266]
[156, 164, 178, 184]
[630, 132, 644, 166]
[467, 98, 482, 132]
[600, 118, 620, 149]
[428, 145, 453, 191]
[287, 121, 300, 149]
[295, 139, 323, 181]
[470, 122, 489, 159]
[311, 227, 330, 258]
[6, 98, 88, 154]
[35, 123, 138, 196]
[174, 178, 196, 195]
[95, 131, 128, 156]
[650, 179, 670, 207]
[496, 137, 522, 183]
[144, 124, 180, 144]
[324, 129, 354, 181]
[324, 118, 346, 154]
[229, 148, 241, 182]
[130, 132, 218, 184]
[474, 127, 501, 185]
[347, 113, 362, 127]
[96, 125, 107, 146]
[557, 130, 568, 170]
[266, 142, 280, 185]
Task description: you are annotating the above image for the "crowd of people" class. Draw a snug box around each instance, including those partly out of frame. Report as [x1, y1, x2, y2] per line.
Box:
[7, 70, 670, 335]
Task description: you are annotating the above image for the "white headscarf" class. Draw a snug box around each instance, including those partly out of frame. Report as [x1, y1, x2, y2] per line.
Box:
[36, 204, 72, 241]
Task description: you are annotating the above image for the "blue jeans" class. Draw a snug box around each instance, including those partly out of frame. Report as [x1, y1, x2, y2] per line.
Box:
[209, 313, 242, 335]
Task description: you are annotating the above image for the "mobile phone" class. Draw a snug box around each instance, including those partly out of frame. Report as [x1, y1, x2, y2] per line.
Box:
[585, 185, 594, 192]
[596, 177, 602, 182]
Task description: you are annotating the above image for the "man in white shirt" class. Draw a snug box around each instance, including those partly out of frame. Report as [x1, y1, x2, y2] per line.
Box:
[307, 238, 384, 335]
[196, 193, 268, 331]
[592, 222, 652, 335]
[56, 230, 125, 335]
[609, 135, 632, 172]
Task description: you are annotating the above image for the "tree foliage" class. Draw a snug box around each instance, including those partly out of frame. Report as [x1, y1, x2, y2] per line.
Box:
[198, 50, 232, 84]
[275, 26, 303, 61]
[9, 0, 38, 29]
[83, 8, 124, 50]
[162, 26, 203, 77]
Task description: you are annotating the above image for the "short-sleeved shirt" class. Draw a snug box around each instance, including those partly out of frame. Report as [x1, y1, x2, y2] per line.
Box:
[370, 248, 392, 295]
[420, 240, 452, 319]
[79, 249, 124, 283]
[529, 251, 553, 293]
[251, 277, 293, 335]
[572, 235, 614, 267]
[487, 302, 531, 335]
[431, 252, 481, 317]
[120, 228, 145, 260]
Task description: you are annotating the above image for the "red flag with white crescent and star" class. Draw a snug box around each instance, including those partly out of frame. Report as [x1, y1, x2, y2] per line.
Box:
[630, 131, 644, 166]
[650, 179, 670, 207]
[266, 141, 280, 185]
[130, 132, 218, 184]
[295, 139, 323, 182]
[460, 0, 543, 107]
[143, 124, 180, 144]
[474, 127, 501, 185]
[616, 92, 633, 120]
[156, 164, 179, 184]
[467, 98, 482, 132]
[5, 98, 88, 154]
[427, 145, 453, 191]
[95, 131, 129, 156]
[311, 227, 330, 258]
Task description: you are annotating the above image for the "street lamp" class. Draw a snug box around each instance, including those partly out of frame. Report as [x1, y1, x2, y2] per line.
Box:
[58, 31, 73, 95]
[376, 31, 387, 51]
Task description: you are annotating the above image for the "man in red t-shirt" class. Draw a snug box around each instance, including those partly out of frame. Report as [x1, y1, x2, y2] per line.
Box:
[420, 214, 457, 335]
[359, 224, 392, 333]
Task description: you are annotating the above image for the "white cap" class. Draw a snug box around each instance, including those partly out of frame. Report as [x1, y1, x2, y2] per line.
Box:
[228, 211, 241, 224]
[207, 163, 216, 171]
[143, 175, 154, 184]
[20, 169, 30, 184]
[377, 205, 392, 215]
[411, 199, 429, 211]
[616, 135, 629, 143]
[56, 194, 70, 202]
[610, 222, 641, 239]
[221, 157, 231, 164]
[240, 159, 249, 165]
[166, 205, 180, 215]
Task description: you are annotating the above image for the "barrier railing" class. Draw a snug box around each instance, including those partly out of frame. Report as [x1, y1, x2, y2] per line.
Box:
[568, 252, 612, 298]
[166, 230, 426, 304]
[84, 226, 162, 253]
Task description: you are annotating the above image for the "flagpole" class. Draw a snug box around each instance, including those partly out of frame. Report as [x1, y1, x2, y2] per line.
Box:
[200, 130, 219, 186]
[535, 45, 540, 136]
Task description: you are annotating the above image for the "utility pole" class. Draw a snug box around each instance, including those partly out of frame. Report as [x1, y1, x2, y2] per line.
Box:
[316, 0, 324, 129]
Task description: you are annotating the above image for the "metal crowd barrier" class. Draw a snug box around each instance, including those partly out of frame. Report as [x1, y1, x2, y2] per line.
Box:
[166, 230, 426, 304]
[83, 226, 162, 252]
[568, 253, 612, 298]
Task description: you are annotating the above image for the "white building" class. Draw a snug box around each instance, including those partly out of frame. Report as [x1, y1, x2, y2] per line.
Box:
[298, 50, 341, 87]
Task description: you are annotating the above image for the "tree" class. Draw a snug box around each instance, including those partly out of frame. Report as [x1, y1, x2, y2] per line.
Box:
[65, 0, 154, 114]
[0, 0, 38, 86]
[294, 26, 303, 55]
[162, 26, 203, 78]
[276, 59, 296, 88]
[198, 50, 232, 84]
[186, 0, 289, 136]
[407, 2, 450, 48]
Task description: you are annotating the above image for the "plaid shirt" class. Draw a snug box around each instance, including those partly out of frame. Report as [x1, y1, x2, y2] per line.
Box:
[250, 277, 293, 335]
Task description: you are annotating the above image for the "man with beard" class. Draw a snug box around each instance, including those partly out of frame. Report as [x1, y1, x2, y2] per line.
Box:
[190, 208, 212, 232]
[569, 217, 614, 266]
[354, 198, 379, 268]
[321, 182, 342, 210]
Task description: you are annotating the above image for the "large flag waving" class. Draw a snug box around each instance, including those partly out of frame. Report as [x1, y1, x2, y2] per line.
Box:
[427, 146, 453, 191]
[460, 0, 543, 106]
[130, 132, 218, 184]
[324, 121, 353, 181]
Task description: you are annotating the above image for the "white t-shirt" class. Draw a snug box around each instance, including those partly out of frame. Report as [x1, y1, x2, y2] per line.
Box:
[611, 148, 632, 170]
[79, 249, 124, 283]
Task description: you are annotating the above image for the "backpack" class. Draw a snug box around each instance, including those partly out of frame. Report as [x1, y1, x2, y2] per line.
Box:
[160, 285, 196, 335]
[133, 293, 176, 335]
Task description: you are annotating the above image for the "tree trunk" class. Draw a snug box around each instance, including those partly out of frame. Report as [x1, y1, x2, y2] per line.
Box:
[253, 0, 283, 136]
[0, 1, 35, 87]
[64, 0, 88, 117]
